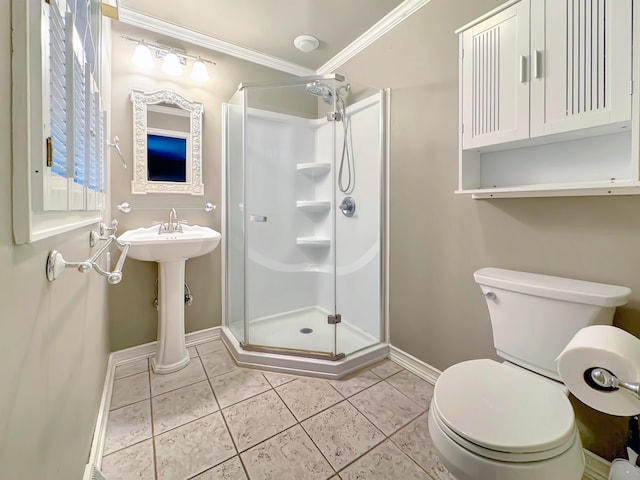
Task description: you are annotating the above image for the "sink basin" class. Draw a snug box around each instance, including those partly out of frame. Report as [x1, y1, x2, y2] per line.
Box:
[118, 224, 221, 262]
[117, 223, 221, 374]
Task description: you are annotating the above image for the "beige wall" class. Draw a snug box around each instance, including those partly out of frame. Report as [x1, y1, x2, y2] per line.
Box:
[339, 0, 639, 461]
[108, 23, 295, 350]
[0, 2, 111, 478]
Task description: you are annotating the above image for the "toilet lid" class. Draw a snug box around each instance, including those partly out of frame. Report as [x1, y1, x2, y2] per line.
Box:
[433, 359, 576, 458]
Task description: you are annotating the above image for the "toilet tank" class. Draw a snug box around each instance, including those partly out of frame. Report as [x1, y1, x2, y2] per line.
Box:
[474, 268, 631, 381]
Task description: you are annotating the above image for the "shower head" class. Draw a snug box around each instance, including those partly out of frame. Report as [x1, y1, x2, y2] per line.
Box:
[305, 82, 334, 105]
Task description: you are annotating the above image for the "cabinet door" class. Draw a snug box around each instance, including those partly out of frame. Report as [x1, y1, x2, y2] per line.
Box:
[530, 0, 632, 137]
[461, 1, 530, 149]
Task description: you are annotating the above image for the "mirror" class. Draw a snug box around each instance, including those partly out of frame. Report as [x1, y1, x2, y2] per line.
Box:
[130, 89, 204, 195]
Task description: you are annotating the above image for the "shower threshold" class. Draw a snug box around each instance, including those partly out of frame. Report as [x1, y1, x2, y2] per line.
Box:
[221, 326, 388, 379]
[239, 343, 346, 362]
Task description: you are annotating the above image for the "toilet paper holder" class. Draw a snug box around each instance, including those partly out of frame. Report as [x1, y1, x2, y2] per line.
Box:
[587, 367, 640, 399]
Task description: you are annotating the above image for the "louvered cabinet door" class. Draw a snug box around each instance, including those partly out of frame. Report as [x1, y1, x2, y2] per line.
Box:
[530, 0, 633, 137]
[461, 0, 530, 150]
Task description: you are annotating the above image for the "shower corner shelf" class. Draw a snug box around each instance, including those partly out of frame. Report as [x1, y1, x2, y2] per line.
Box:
[296, 236, 331, 247]
[296, 162, 331, 175]
[296, 200, 331, 213]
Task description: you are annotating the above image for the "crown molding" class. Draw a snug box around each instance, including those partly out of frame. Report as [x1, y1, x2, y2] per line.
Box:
[317, 0, 432, 74]
[117, 7, 317, 77]
[118, 0, 430, 78]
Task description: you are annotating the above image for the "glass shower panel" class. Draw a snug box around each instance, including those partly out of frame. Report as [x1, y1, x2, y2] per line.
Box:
[243, 81, 337, 356]
[225, 90, 246, 344]
[334, 83, 385, 356]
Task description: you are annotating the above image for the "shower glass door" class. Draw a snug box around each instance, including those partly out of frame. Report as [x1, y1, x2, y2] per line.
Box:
[241, 77, 340, 358]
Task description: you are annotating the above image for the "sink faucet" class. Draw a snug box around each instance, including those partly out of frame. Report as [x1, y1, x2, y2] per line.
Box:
[156, 208, 183, 233]
[169, 208, 177, 232]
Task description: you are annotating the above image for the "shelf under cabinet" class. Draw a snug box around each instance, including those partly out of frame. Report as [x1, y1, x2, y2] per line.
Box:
[456, 180, 640, 199]
[296, 163, 331, 175]
[296, 236, 331, 247]
[296, 200, 331, 213]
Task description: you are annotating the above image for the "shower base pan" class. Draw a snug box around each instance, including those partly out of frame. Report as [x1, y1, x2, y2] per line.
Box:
[221, 307, 388, 379]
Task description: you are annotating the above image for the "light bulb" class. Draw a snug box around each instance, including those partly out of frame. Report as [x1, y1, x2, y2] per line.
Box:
[190, 60, 210, 82]
[161, 52, 183, 76]
[131, 43, 153, 69]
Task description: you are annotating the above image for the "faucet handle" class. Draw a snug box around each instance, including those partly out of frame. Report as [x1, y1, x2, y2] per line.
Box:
[152, 221, 167, 233]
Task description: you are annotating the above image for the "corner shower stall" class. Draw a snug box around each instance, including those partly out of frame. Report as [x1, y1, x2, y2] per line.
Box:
[221, 74, 388, 377]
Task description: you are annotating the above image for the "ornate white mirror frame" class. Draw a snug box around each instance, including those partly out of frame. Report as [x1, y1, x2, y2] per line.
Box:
[130, 89, 204, 195]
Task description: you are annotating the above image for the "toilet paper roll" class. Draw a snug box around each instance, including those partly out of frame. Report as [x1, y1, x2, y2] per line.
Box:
[557, 325, 640, 416]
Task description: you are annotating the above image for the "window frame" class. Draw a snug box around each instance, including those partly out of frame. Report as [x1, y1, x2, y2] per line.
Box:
[12, 0, 105, 244]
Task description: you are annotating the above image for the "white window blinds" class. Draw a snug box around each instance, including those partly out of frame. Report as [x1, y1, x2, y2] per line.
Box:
[45, 0, 104, 212]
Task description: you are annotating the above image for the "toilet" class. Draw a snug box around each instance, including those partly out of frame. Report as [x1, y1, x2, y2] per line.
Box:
[429, 267, 631, 480]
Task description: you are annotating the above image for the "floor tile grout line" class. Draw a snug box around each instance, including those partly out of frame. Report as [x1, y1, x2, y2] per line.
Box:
[327, 408, 432, 477]
[274, 378, 350, 423]
[176, 355, 243, 480]
[206, 358, 241, 456]
[329, 376, 384, 399]
[210, 370, 274, 410]
[246, 422, 338, 478]
[382, 372, 432, 408]
[109, 370, 153, 411]
[345, 394, 426, 439]
[269, 377, 341, 475]
[101, 437, 154, 459]
[270, 367, 412, 473]
[387, 431, 440, 480]
[219, 387, 298, 455]
[149, 358, 215, 398]
[332, 433, 388, 475]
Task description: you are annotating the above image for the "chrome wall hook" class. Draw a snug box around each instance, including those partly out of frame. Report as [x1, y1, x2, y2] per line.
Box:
[46, 250, 92, 281]
[107, 136, 127, 169]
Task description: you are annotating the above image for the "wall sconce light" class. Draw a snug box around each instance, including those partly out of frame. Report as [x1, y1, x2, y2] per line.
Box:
[190, 59, 210, 82]
[131, 42, 154, 69]
[161, 51, 183, 76]
[123, 36, 215, 82]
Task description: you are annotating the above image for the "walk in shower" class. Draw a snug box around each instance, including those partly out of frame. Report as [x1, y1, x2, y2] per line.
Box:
[221, 74, 388, 378]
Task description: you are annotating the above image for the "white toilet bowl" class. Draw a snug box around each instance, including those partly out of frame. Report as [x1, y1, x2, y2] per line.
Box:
[428, 268, 630, 479]
[428, 359, 584, 480]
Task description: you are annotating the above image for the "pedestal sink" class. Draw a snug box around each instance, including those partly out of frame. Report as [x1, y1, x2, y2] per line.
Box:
[118, 224, 221, 374]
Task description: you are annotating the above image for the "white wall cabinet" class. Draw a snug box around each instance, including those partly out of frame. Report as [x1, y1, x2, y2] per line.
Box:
[530, 0, 632, 137]
[457, 0, 639, 198]
[461, 1, 530, 149]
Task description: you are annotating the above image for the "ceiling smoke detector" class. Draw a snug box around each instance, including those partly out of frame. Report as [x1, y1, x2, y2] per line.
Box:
[294, 35, 319, 53]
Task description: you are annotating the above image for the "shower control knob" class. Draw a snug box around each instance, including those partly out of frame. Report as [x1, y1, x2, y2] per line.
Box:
[339, 197, 356, 217]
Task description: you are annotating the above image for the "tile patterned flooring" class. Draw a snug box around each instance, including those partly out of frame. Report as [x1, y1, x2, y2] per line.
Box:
[100, 339, 455, 480]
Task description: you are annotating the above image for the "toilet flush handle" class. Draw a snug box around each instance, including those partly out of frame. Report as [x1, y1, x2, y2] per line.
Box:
[483, 291, 497, 301]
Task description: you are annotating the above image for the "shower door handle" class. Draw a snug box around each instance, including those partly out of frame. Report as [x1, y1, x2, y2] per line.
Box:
[249, 215, 268, 223]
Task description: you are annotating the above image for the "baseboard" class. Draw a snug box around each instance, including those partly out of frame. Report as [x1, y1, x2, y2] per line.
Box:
[389, 344, 441, 385]
[86, 353, 116, 474]
[82, 464, 107, 480]
[583, 450, 610, 480]
[110, 326, 221, 366]
[387, 344, 611, 480]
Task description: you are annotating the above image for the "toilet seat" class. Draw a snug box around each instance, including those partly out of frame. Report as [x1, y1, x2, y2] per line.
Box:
[432, 359, 577, 463]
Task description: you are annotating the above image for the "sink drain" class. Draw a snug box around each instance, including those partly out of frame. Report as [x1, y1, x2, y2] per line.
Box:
[300, 328, 314, 334]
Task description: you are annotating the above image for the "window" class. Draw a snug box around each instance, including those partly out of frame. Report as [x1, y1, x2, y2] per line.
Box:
[12, 0, 105, 243]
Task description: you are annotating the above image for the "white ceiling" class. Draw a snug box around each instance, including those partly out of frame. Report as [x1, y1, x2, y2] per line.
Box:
[118, 0, 406, 70]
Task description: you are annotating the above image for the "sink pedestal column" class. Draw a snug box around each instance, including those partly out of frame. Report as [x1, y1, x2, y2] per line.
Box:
[152, 260, 190, 374]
